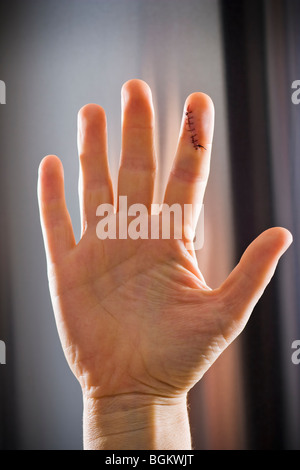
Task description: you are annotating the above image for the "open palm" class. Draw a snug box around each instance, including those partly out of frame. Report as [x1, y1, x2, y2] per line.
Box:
[38, 79, 292, 405]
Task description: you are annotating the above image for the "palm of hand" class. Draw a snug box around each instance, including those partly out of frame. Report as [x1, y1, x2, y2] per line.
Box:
[51, 229, 226, 400]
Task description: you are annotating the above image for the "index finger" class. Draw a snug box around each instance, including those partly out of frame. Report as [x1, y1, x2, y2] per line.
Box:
[163, 93, 215, 229]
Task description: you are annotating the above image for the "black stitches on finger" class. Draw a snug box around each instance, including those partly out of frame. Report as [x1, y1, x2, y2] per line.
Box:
[185, 105, 206, 151]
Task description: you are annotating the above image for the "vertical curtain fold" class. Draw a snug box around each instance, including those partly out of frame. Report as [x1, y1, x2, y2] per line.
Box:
[221, 0, 300, 449]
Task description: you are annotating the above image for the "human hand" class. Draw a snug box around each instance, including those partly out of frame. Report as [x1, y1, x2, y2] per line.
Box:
[37, 79, 292, 449]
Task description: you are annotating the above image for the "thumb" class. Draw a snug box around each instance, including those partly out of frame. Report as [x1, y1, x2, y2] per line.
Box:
[218, 227, 293, 337]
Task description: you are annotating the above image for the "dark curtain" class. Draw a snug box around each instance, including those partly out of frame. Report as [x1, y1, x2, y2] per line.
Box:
[221, 0, 300, 450]
[0, 8, 18, 450]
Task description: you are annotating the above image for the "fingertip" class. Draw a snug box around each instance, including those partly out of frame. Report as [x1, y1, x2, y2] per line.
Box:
[121, 78, 152, 95]
[121, 78, 153, 109]
[38, 154, 75, 261]
[78, 103, 106, 126]
[274, 226, 293, 246]
[186, 92, 215, 114]
[77, 104, 108, 160]
[38, 155, 63, 179]
[260, 227, 293, 255]
[121, 79, 154, 131]
[38, 155, 66, 207]
[184, 92, 215, 145]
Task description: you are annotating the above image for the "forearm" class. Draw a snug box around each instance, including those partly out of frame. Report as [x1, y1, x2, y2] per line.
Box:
[82, 393, 192, 450]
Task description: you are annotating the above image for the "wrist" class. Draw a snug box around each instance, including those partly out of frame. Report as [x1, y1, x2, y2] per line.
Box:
[82, 393, 191, 450]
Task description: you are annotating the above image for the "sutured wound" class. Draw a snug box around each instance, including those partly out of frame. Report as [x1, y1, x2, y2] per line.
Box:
[185, 105, 206, 151]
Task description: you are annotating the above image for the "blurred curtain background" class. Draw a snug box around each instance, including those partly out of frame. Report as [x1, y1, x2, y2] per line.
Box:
[221, 0, 300, 449]
[0, 0, 299, 450]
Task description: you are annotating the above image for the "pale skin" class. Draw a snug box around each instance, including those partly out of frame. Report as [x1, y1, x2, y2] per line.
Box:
[37, 79, 292, 450]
